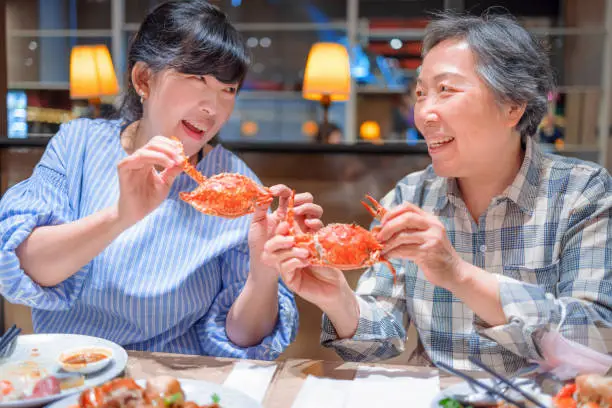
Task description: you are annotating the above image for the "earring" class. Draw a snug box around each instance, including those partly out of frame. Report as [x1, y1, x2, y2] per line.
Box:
[138, 90, 145, 104]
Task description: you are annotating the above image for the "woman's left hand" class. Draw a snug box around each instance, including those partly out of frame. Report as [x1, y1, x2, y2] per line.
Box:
[248, 185, 323, 272]
[375, 202, 465, 290]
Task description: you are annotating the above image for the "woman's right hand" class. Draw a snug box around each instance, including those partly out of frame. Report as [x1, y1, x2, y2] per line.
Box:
[116, 136, 184, 227]
[261, 221, 349, 310]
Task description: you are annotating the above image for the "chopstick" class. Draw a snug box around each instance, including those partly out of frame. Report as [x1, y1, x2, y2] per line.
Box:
[434, 361, 527, 408]
[0, 324, 21, 356]
[0, 324, 16, 346]
[468, 357, 547, 408]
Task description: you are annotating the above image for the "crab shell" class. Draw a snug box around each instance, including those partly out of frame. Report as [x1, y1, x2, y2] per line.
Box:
[78, 378, 143, 408]
[179, 173, 272, 218]
[295, 223, 385, 269]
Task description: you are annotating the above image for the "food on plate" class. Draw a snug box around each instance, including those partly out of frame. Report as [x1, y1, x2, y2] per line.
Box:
[438, 373, 611, 408]
[59, 347, 114, 374]
[78, 378, 143, 408]
[552, 374, 612, 408]
[144, 376, 184, 402]
[56, 372, 86, 390]
[30, 376, 61, 399]
[0, 361, 64, 402]
[61, 350, 111, 366]
[76, 376, 222, 408]
[0, 376, 62, 402]
[0, 380, 15, 397]
[439, 396, 545, 408]
[0, 358, 86, 403]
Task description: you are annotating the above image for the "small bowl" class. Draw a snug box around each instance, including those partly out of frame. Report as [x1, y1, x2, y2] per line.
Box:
[58, 346, 113, 374]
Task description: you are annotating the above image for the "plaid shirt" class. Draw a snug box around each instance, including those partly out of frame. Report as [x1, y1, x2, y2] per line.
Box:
[321, 137, 612, 375]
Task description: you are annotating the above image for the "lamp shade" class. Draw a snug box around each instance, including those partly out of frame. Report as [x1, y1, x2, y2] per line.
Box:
[302, 42, 350, 102]
[70, 45, 119, 99]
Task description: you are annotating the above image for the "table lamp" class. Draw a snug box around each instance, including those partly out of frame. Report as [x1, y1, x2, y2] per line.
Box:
[70, 44, 119, 117]
[302, 42, 350, 130]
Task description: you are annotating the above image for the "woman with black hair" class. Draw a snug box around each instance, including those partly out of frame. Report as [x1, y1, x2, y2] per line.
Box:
[0, 0, 320, 359]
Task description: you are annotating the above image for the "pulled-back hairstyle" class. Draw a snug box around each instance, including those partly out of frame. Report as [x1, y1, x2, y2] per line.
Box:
[119, 0, 250, 122]
[422, 11, 555, 138]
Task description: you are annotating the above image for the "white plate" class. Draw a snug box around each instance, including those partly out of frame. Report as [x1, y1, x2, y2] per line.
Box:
[431, 378, 553, 407]
[48, 378, 263, 408]
[0, 334, 128, 408]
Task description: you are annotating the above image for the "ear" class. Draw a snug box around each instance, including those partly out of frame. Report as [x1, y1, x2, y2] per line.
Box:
[131, 61, 152, 98]
[505, 102, 527, 128]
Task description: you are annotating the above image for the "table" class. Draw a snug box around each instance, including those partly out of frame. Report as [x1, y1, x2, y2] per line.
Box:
[125, 351, 472, 408]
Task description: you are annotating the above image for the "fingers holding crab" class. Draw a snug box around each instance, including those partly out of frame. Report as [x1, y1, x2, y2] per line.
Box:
[261, 226, 311, 273]
[278, 191, 397, 283]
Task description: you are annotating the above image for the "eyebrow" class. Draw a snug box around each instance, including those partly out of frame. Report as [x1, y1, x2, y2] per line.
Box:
[416, 72, 467, 84]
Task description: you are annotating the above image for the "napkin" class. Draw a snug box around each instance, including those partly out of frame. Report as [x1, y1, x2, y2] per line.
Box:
[290, 375, 353, 408]
[535, 302, 612, 380]
[345, 366, 440, 408]
[537, 330, 612, 380]
[223, 361, 278, 404]
[290, 367, 440, 408]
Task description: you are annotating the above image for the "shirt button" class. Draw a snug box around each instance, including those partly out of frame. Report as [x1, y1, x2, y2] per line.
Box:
[479, 245, 487, 253]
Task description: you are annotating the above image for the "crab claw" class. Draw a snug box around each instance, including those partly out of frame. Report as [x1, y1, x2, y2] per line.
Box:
[361, 194, 387, 221]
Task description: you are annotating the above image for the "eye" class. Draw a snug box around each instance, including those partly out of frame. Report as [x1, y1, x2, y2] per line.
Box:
[197, 75, 207, 84]
[415, 89, 425, 98]
[439, 84, 452, 93]
[224, 86, 237, 94]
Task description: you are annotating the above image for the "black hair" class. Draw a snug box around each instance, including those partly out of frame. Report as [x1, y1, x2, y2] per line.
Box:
[119, 0, 250, 122]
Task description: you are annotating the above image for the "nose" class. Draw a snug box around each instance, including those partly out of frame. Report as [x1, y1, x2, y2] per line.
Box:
[415, 97, 440, 126]
[199, 94, 219, 116]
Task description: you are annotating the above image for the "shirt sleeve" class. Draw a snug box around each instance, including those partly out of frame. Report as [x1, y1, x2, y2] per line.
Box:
[0, 122, 90, 311]
[320, 186, 410, 362]
[476, 168, 612, 360]
[196, 240, 299, 360]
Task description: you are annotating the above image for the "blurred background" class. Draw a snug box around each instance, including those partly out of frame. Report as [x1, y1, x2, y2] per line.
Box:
[0, 0, 611, 362]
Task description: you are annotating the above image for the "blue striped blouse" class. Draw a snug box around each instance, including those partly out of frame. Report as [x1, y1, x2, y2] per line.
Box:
[0, 118, 298, 360]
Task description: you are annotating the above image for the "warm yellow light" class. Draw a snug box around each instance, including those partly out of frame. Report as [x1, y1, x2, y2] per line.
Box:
[302, 120, 318, 138]
[360, 121, 380, 140]
[302, 42, 350, 102]
[70, 45, 119, 99]
[241, 121, 258, 137]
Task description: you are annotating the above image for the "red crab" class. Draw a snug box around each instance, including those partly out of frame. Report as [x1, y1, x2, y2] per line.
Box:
[78, 378, 143, 408]
[285, 192, 396, 283]
[172, 137, 273, 218]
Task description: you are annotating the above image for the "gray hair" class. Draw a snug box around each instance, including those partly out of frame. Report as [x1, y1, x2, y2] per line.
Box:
[422, 12, 555, 138]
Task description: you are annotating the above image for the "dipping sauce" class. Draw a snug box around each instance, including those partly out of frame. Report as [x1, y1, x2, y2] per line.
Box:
[61, 349, 110, 366]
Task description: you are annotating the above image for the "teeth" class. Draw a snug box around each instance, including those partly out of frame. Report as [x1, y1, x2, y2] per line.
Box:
[186, 120, 207, 133]
[428, 137, 454, 148]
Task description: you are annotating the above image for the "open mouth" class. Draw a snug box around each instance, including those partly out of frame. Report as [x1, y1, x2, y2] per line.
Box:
[427, 136, 455, 151]
[181, 119, 209, 140]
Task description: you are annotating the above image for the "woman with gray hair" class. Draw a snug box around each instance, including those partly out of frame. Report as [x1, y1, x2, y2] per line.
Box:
[262, 11, 612, 374]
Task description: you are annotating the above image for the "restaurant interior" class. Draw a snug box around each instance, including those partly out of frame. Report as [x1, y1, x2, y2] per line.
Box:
[0, 0, 610, 366]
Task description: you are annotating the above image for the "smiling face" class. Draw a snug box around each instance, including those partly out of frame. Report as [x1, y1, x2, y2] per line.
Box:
[136, 65, 238, 157]
[414, 38, 523, 179]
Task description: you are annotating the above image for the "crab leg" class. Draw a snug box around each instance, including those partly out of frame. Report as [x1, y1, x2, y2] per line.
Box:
[255, 186, 274, 207]
[180, 159, 207, 185]
[170, 136, 207, 185]
[286, 190, 299, 235]
[360, 194, 387, 221]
